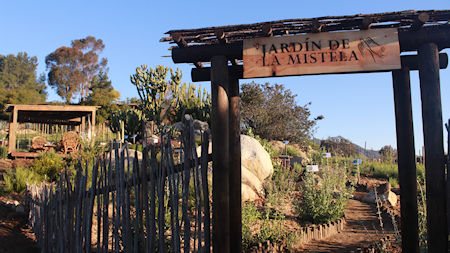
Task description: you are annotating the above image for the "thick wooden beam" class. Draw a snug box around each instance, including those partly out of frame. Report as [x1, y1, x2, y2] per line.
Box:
[418, 42, 448, 253]
[392, 68, 419, 253]
[172, 41, 242, 63]
[172, 27, 450, 64]
[228, 72, 241, 252]
[8, 108, 18, 154]
[210, 55, 230, 253]
[191, 53, 448, 82]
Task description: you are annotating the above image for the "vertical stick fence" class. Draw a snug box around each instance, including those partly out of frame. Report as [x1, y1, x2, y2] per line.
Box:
[27, 116, 211, 253]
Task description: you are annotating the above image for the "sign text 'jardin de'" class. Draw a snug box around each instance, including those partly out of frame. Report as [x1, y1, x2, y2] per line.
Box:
[243, 28, 401, 78]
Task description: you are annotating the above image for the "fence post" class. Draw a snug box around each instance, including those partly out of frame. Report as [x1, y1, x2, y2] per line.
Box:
[211, 55, 230, 253]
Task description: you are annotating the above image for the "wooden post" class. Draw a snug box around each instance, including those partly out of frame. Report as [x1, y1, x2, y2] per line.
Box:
[228, 72, 241, 252]
[91, 110, 96, 140]
[418, 42, 448, 252]
[81, 116, 85, 134]
[8, 107, 18, 154]
[211, 55, 230, 253]
[392, 68, 419, 253]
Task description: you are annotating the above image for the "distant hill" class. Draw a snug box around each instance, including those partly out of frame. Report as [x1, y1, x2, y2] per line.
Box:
[312, 137, 380, 159]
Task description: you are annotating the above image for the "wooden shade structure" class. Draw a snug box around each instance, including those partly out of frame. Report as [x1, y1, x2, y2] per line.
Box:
[6, 104, 99, 155]
[163, 10, 450, 253]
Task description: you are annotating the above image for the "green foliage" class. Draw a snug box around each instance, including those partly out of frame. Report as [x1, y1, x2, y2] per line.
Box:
[242, 202, 297, 250]
[388, 177, 398, 188]
[2, 166, 42, 194]
[130, 65, 211, 128]
[240, 82, 318, 145]
[130, 65, 181, 126]
[286, 145, 301, 156]
[379, 145, 396, 163]
[0, 52, 47, 116]
[169, 82, 211, 124]
[417, 181, 427, 249]
[298, 166, 353, 224]
[109, 107, 143, 139]
[242, 202, 261, 249]
[83, 72, 120, 124]
[29, 151, 66, 182]
[0, 146, 7, 159]
[264, 165, 298, 207]
[46, 36, 107, 103]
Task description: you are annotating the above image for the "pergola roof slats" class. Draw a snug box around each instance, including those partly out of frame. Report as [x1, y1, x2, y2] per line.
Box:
[163, 10, 450, 46]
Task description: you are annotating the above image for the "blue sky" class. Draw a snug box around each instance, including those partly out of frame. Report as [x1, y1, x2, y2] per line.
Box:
[1, 0, 449, 153]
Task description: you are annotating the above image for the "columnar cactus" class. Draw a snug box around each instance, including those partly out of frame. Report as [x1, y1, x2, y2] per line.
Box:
[130, 65, 182, 126]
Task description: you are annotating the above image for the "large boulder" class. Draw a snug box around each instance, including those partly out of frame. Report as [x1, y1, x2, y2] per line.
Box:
[196, 135, 274, 202]
[241, 135, 274, 201]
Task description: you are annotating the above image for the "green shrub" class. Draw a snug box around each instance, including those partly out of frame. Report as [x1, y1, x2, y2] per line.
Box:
[30, 151, 66, 181]
[286, 145, 301, 156]
[298, 166, 353, 224]
[264, 165, 298, 207]
[242, 202, 298, 250]
[242, 202, 261, 249]
[388, 177, 398, 188]
[2, 166, 42, 193]
[0, 146, 7, 159]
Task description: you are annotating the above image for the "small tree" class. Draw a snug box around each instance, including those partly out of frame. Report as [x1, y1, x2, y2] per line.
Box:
[240, 82, 319, 145]
[83, 72, 120, 125]
[46, 36, 107, 103]
[0, 52, 47, 115]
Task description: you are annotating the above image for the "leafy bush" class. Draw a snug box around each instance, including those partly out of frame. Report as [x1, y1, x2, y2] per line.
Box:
[2, 166, 42, 193]
[0, 146, 7, 159]
[242, 202, 261, 249]
[242, 202, 298, 250]
[298, 166, 353, 224]
[264, 165, 298, 207]
[29, 151, 66, 181]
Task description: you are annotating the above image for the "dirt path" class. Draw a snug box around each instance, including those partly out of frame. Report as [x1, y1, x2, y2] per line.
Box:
[299, 195, 398, 252]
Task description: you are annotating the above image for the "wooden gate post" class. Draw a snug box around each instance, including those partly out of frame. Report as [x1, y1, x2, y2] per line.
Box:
[418, 42, 448, 252]
[229, 72, 242, 252]
[8, 107, 18, 154]
[392, 68, 419, 253]
[211, 55, 230, 253]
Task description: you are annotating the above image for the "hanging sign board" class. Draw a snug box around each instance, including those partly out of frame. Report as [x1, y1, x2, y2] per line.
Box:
[243, 28, 401, 78]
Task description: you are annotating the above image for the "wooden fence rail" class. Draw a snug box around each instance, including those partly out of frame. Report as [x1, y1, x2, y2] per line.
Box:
[28, 116, 211, 253]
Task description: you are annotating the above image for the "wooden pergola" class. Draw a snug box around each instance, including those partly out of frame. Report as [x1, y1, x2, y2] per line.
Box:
[6, 104, 99, 156]
[163, 10, 450, 253]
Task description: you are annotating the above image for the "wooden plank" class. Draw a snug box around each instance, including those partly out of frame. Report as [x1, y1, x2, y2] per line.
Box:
[418, 42, 448, 252]
[191, 53, 448, 82]
[8, 107, 18, 153]
[243, 28, 401, 78]
[392, 68, 419, 253]
[211, 55, 230, 253]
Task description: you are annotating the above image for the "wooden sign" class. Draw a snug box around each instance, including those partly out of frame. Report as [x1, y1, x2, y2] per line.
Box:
[243, 28, 401, 78]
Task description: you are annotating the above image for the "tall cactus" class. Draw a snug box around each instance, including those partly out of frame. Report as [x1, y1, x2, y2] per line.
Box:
[130, 65, 182, 126]
[171, 82, 211, 123]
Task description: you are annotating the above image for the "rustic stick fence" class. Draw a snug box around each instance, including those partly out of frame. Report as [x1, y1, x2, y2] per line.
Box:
[27, 115, 211, 253]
